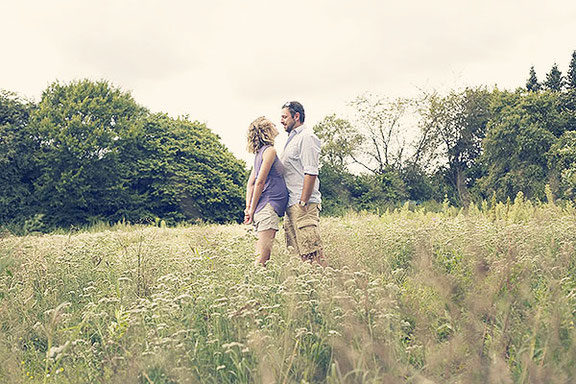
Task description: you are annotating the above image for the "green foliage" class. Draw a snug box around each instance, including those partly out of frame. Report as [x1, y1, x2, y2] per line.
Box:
[316, 165, 355, 216]
[479, 90, 564, 201]
[348, 94, 414, 173]
[29, 79, 149, 227]
[132, 114, 247, 224]
[313, 114, 362, 172]
[316, 78, 576, 211]
[568, 51, 576, 89]
[526, 66, 542, 92]
[399, 163, 439, 202]
[544, 63, 565, 91]
[418, 87, 492, 205]
[0, 80, 246, 230]
[0, 90, 38, 224]
[314, 112, 413, 215]
[558, 89, 576, 132]
[548, 130, 576, 199]
[318, 165, 408, 216]
[350, 170, 407, 210]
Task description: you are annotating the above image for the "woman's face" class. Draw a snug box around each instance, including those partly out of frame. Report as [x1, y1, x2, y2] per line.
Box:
[270, 124, 279, 138]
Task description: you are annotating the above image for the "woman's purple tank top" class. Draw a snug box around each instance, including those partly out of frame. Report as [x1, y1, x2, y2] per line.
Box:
[254, 145, 289, 217]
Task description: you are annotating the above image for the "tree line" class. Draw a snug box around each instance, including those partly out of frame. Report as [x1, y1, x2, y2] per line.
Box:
[0, 80, 246, 232]
[314, 51, 576, 214]
[2, 51, 575, 230]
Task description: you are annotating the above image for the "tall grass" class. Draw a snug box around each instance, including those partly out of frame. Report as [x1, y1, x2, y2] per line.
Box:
[1, 198, 576, 383]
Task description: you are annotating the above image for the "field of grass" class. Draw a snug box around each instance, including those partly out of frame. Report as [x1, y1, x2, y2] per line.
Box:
[1, 198, 576, 383]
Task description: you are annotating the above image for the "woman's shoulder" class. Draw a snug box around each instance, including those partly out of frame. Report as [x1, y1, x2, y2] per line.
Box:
[262, 145, 277, 157]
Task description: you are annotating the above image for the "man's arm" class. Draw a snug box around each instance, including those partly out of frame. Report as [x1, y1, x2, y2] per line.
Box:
[299, 133, 321, 205]
[300, 174, 317, 204]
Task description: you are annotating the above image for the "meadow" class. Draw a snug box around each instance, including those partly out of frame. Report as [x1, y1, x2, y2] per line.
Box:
[1, 197, 576, 383]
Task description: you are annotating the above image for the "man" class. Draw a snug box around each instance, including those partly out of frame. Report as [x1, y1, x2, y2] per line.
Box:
[279, 101, 325, 265]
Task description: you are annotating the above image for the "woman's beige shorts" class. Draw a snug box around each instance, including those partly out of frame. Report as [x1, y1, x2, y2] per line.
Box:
[253, 203, 281, 233]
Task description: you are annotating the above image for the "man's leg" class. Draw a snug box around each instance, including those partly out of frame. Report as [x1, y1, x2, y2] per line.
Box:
[314, 249, 327, 267]
[300, 249, 327, 266]
[292, 204, 325, 266]
[284, 206, 300, 255]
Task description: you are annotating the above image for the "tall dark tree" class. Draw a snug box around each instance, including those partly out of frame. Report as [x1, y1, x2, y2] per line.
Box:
[567, 50, 576, 89]
[526, 66, 541, 92]
[0, 90, 38, 224]
[544, 63, 564, 91]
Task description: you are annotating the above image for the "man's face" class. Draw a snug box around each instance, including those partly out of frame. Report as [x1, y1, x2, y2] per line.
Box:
[281, 107, 296, 133]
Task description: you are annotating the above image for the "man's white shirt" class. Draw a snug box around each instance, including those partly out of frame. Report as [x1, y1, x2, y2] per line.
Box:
[280, 124, 322, 208]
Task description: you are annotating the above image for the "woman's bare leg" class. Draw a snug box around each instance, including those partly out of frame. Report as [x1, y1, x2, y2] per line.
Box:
[255, 229, 276, 266]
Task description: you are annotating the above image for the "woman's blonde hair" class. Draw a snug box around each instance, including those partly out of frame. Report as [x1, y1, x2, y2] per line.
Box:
[247, 116, 278, 154]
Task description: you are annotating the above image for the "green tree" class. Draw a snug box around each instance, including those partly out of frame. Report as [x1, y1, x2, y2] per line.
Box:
[558, 89, 576, 136]
[0, 90, 38, 224]
[526, 66, 541, 92]
[479, 90, 562, 200]
[29, 80, 149, 227]
[314, 108, 414, 212]
[399, 163, 438, 202]
[313, 114, 362, 172]
[349, 94, 413, 173]
[349, 171, 407, 211]
[417, 87, 492, 206]
[132, 114, 246, 224]
[544, 63, 564, 91]
[548, 130, 576, 199]
[568, 50, 576, 89]
[29, 79, 247, 228]
[548, 131, 576, 199]
[314, 164, 355, 215]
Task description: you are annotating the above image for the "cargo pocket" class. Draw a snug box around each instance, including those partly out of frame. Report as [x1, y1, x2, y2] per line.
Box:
[295, 206, 318, 229]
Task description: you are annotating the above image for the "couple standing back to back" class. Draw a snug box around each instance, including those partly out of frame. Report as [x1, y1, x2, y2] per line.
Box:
[244, 101, 325, 267]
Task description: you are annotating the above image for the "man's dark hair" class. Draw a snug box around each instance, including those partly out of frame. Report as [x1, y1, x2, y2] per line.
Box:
[282, 101, 305, 123]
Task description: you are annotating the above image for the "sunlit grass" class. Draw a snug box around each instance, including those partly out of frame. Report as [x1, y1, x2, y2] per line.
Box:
[1, 199, 576, 383]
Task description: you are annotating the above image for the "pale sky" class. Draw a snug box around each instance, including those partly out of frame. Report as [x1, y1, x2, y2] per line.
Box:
[2, 0, 576, 165]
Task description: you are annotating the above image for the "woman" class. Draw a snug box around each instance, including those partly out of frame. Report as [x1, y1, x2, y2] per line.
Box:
[244, 116, 288, 266]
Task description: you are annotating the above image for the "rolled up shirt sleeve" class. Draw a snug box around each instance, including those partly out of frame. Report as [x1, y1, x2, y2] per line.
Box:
[301, 133, 321, 175]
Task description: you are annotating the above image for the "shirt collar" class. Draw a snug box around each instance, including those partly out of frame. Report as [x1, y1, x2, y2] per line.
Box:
[284, 124, 306, 150]
[289, 124, 306, 137]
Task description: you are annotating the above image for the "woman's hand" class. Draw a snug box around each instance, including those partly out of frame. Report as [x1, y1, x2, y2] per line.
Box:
[243, 208, 254, 225]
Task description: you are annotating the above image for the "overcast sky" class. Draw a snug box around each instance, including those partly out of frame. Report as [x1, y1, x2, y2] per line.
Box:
[2, 0, 576, 164]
